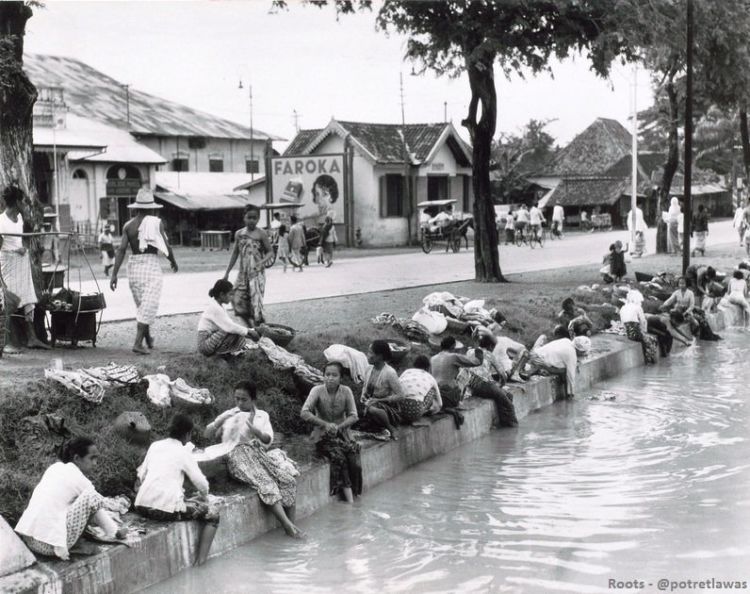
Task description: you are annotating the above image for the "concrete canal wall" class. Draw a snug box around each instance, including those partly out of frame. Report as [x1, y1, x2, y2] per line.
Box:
[1, 312, 737, 594]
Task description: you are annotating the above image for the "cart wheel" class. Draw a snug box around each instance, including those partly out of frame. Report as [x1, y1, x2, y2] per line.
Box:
[421, 236, 433, 254]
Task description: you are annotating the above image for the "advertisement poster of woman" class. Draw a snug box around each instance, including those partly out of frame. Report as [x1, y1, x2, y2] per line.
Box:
[312, 174, 339, 222]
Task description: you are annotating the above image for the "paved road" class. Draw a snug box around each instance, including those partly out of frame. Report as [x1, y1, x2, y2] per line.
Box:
[81, 220, 737, 322]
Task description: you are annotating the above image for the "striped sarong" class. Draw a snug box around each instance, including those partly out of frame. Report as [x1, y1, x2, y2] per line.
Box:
[197, 329, 246, 356]
[0, 250, 37, 308]
[127, 254, 162, 325]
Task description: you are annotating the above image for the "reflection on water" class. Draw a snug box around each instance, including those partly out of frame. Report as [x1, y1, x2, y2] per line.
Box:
[146, 334, 750, 594]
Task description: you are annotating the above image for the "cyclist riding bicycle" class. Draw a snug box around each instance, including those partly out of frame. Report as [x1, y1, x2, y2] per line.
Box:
[529, 201, 544, 241]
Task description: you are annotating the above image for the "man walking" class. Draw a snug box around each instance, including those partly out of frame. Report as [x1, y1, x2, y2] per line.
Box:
[0, 186, 50, 353]
[288, 215, 306, 272]
[552, 203, 565, 238]
[110, 189, 178, 354]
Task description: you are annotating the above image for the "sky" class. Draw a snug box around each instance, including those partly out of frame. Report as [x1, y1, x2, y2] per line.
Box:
[24, 0, 655, 149]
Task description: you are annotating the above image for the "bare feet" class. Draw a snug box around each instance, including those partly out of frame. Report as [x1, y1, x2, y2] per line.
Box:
[284, 525, 306, 539]
[27, 338, 51, 350]
[132, 345, 150, 355]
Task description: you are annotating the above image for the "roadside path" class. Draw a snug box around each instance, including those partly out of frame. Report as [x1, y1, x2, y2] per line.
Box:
[80, 220, 737, 322]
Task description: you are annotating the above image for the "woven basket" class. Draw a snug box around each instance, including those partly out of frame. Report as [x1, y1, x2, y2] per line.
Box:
[387, 340, 411, 364]
[258, 323, 296, 347]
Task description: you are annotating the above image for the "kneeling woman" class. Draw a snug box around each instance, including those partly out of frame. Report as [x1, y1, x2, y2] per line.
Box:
[197, 279, 258, 357]
[205, 381, 303, 538]
[15, 437, 123, 560]
[301, 362, 362, 503]
[135, 414, 219, 566]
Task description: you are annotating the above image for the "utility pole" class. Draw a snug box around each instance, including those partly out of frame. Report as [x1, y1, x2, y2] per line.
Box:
[682, 0, 694, 274]
[249, 84, 255, 182]
[630, 64, 638, 253]
[444, 101, 447, 123]
[400, 72, 411, 244]
[292, 110, 300, 133]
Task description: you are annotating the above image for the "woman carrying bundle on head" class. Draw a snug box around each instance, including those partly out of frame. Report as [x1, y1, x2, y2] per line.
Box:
[301, 362, 362, 503]
[197, 279, 259, 357]
[15, 437, 124, 560]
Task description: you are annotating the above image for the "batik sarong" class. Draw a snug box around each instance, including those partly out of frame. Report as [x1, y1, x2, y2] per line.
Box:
[625, 321, 658, 364]
[694, 231, 707, 251]
[315, 435, 362, 497]
[21, 490, 103, 558]
[235, 231, 267, 324]
[0, 250, 37, 309]
[127, 254, 162, 325]
[197, 329, 246, 356]
[227, 442, 297, 507]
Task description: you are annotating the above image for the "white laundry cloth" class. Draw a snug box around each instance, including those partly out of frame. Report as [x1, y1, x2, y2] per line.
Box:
[137, 215, 169, 256]
[323, 344, 369, 383]
[412, 307, 448, 335]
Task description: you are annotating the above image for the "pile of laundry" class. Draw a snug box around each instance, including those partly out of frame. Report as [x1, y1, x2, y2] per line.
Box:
[45, 363, 141, 404]
[143, 374, 214, 408]
[244, 336, 326, 386]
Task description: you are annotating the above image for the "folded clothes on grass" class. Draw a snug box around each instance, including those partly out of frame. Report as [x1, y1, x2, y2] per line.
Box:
[143, 374, 214, 408]
[45, 369, 107, 403]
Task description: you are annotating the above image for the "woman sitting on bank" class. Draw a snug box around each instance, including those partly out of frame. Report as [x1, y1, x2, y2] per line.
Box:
[465, 335, 518, 427]
[197, 279, 259, 357]
[399, 355, 442, 418]
[15, 437, 123, 560]
[619, 289, 658, 364]
[204, 380, 303, 538]
[301, 362, 362, 503]
[135, 414, 220, 566]
[361, 340, 405, 441]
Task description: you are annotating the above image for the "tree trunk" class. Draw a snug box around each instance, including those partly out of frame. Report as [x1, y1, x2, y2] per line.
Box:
[739, 104, 750, 183]
[656, 72, 680, 254]
[462, 51, 505, 282]
[0, 2, 41, 277]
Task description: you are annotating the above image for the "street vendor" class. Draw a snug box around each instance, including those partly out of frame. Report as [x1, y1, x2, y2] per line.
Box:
[0, 185, 50, 352]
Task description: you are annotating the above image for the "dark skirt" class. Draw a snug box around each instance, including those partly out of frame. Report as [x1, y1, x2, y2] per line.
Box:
[647, 317, 673, 357]
[610, 251, 626, 278]
[625, 321, 658, 364]
[316, 435, 362, 497]
[471, 381, 518, 427]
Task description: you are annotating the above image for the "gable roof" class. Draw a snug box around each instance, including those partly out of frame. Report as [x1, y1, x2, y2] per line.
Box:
[284, 119, 472, 166]
[540, 118, 632, 176]
[605, 151, 665, 180]
[24, 54, 283, 141]
[545, 176, 640, 208]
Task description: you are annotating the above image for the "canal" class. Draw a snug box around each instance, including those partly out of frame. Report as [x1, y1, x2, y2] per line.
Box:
[147, 332, 750, 593]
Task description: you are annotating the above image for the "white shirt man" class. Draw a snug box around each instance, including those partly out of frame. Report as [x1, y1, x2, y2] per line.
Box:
[529, 204, 544, 227]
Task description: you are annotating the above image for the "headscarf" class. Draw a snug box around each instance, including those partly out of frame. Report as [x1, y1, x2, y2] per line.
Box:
[625, 289, 644, 305]
[668, 197, 681, 220]
[572, 336, 592, 354]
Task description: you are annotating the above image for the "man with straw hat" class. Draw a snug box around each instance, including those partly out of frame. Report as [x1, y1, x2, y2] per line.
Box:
[0, 185, 50, 353]
[109, 189, 178, 354]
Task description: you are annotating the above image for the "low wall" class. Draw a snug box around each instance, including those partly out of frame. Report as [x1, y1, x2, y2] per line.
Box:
[0, 333, 665, 594]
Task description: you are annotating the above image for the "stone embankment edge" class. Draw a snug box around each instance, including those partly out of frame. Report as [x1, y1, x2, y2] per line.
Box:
[0, 312, 732, 594]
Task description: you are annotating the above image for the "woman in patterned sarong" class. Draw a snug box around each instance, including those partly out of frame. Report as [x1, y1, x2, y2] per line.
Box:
[619, 289, 658, 364]
[223, 205, 273, 328]
[197, 279, 257, 357]
[205, 380, 304, 538]
[301, 362, 362, 502]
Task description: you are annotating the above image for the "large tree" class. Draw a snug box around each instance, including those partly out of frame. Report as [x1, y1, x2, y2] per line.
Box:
[279, 0, 632, 282]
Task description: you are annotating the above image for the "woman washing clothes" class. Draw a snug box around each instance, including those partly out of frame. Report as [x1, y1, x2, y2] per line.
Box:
[135, 414, 220, 566]
[360, 340, 406, 441]
[727, 270, 750, 327]
[301, 362, 362, 503]
[204, 381, 303, 538]
[646, 311, 693, 357]
[223, 204, 273, 328]
[619, 289, 658, 364]
[463, 335, 518, 427]
[197, 279, 259, 357]
[15, 437, 124, 559]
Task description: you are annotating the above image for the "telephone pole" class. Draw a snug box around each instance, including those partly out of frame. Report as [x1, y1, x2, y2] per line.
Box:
[682, 0, 694, 274]
[400, 72, 411, 244]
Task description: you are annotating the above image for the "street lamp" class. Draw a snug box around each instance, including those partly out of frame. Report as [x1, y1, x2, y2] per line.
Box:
[239, 79, 255, 181]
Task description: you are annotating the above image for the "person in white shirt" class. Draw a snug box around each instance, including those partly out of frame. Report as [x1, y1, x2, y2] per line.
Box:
[528, 201, 544, 240]
[429, 205, 454, 230]
[515, 204, 530, 235]
[269, 212, 282, 230]
[522, 336, 591, 398]
[135, 414, 219, 566]
[205, 380, 303, 538]
[727, 270, 750, 326]
[619, 289, 658, 364]
[15, 437, 123, 560]
[551, 204, 565, 237]
[473, 325, 526, 382]
[197, 279, 259, 357]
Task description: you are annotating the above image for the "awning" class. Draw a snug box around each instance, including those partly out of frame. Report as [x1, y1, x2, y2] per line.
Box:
[153, 190, 253, 211]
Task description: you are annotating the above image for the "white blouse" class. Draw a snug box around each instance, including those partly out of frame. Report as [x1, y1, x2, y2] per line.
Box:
[135, 438, 210, 513]
[197, 300, 249, 335]
[15, 462, 97, 549]
[0, 211, 23, 251]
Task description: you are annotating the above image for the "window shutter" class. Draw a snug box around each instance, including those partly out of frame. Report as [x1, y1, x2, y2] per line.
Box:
[379, 175, 386, 218]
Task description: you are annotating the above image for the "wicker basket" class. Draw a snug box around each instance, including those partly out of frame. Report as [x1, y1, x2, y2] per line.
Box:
[387, 340, 411, 363]
[258, 323, 296, 347]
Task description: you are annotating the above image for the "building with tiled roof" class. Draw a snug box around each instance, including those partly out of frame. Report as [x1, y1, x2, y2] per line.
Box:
[274, 118, 473, 246]
[25, 54, 284, 235]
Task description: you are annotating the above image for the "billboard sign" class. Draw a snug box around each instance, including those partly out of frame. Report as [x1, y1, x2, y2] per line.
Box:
[269, 154, 345, 224]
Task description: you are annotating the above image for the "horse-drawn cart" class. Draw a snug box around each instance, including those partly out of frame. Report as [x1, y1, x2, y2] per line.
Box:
[418, 199, 472, 254]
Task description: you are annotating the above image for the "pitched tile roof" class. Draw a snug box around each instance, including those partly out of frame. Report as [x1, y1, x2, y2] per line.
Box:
[540, 118, 632, 176]
[605, 151, 665, 180]
[284, 120, 472, 166]
[545, 176, 633, 208]
[24, 54, 283, 141]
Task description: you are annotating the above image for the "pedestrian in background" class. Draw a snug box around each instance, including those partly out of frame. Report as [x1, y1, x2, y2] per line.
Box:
[321, 216, 337, 268]
[99, 224, 115, 277]
[691, 204, 709, 257]
[551, 203, 564, 238]
[288, 215, 306, 272]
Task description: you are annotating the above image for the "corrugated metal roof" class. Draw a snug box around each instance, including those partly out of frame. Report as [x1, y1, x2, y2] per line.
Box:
[24, 54, 284, 141]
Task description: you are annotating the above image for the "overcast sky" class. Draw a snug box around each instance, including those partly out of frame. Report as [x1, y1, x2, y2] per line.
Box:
[25, 1, 654, 148]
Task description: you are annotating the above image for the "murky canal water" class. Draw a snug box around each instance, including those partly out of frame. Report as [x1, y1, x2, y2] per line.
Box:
[147, 333, 750, 593]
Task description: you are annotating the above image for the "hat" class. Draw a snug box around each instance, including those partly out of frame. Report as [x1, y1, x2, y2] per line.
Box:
[573, 336, 592, 354]
[127, 189, 162, 209]
[42, 206, 58, 219]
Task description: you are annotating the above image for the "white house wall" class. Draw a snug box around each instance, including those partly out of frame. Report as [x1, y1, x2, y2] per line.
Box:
[138, 137, 268, 174]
